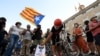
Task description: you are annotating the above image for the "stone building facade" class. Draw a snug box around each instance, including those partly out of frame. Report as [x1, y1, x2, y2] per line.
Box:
[64, 0, 100, 34]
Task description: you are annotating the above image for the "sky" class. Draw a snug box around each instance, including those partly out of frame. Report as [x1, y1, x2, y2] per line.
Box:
[0, 0, 96, 33]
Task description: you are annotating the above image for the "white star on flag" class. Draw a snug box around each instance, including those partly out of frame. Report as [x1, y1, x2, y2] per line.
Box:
[35, 16, 40, 21]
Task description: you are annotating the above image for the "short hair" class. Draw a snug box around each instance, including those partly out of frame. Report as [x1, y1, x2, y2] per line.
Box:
[0, 17, 6, 22]
[37, 24, 41, 28]
[27, 24, 31, 28]
[15, 22, 21, 25]
[84, 20, 89, 25]
[74, 23, 79, 26]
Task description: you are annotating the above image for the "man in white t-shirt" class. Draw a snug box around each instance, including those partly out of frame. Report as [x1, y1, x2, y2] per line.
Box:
[4, 22, 23, 56]
[21, 25, 32, 56]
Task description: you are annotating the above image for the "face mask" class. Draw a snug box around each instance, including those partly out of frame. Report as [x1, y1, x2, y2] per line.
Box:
[54, 26, 60, 30]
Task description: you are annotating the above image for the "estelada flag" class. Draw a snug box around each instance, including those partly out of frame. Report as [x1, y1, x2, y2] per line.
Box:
[20, 7, 44, 25]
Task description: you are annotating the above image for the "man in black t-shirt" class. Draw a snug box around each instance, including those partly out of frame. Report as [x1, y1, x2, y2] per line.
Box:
[51, 25, 63, 46]
[33, 25, 42, 44]
[35, 25, 42, 40]
[42, 19, 63, 56]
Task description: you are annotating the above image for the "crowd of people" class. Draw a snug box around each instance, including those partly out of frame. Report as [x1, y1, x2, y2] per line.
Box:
[0, 17, 44, 56]
[0, 16, 100, 56]
[41, 16, 100, 56]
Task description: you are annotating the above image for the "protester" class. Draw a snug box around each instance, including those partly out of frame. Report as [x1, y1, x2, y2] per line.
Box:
[21, 25, 32, 56]
[4, 22, 23, 56]
[42, 19, 63, 56]
[33, 25, 43, 44]
[73, 23, 89, 56]
[89, 16, 100, 55]
[0, 17, 8, 56]
[84, 20, 95, 55]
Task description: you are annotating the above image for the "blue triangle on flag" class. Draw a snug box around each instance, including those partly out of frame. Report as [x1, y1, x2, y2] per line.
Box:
[34, 14, 44, 25]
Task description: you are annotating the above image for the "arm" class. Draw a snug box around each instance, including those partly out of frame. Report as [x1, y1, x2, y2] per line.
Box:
[90, 26, 99, 31]
[77, 33, 82, 36]
[8, 26, 14, 38]
[72, 28, 82, 37]
[20, 29, 26, 35]
[77, 28, 83, 36]
[33, 28, 37, 33]
[4, 34, 8, 40]
[88, 23, 99, 32]
[43, 32, 53, 45]
[4, 31, 9, 40]
[72, 28, 76, 37]
[40, 30, 43, 36]
[9, 26, 13, 35]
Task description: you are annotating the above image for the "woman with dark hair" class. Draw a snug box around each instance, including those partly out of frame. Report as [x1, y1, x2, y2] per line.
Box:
[84, 20, 95, 55]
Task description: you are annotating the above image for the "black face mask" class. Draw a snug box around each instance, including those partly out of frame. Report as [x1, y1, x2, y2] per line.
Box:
[37, 27, 41, 30]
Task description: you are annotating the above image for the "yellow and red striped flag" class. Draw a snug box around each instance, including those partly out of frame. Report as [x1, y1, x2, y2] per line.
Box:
[20, 7, 44, 25]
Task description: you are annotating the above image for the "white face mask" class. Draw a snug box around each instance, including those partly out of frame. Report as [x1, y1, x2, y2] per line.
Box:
[54, 26, 60, 30]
